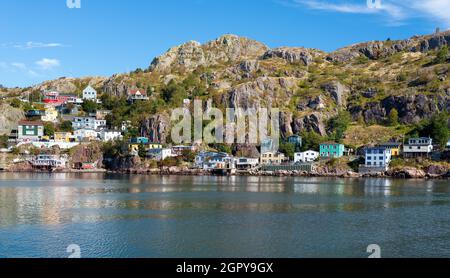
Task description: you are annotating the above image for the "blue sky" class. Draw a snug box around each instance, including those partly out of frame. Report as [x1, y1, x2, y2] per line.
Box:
[0, 0, 449, 88]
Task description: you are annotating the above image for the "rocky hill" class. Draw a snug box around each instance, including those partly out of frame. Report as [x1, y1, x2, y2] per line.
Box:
[5, 31, 450, 147]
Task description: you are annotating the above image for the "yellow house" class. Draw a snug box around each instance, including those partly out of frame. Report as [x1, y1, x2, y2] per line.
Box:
[260, 152, 286, 165]
[148, 142, 163, 150]
[129, 142, 163, 153]
[54, 132, 73, 142]
[377, 142, 402, 156]
[129, 144, 140, 153]
[41, 106, 59, 122]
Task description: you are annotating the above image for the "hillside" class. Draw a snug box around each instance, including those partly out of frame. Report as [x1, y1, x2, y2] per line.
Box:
[2, 31, 449, 148]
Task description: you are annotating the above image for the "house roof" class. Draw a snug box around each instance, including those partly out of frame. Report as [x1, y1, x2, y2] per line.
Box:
[128, 89, 147, 96]
[18, 120, 44, 126]
[321, 142, 343, 146]
[377, 142, 402, 146]
[83, 85, 96, 92]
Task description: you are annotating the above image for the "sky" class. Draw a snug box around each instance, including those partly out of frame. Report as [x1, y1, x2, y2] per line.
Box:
[0, 0, 449, 88]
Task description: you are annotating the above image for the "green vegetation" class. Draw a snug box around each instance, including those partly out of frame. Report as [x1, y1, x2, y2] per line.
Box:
[9, 98, 21, 108]
[44, 122, 55, 137]
[138, 143, 147, 158]
[210, 143, 232, 154]
[279, 142, 296, 160]
[59, 121, 74, 132]
[81, 99, 98, 114]
[327, 110, 352, 143]
[407, 112, 449, 149]
[161, 80, 188, 106]
[388, 108, 399, 126]
[300, 131, 326, 152]
[434, 46, 448, 64]
[0, 135, 8, 148]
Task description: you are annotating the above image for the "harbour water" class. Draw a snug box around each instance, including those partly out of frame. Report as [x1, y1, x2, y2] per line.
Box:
[0, 173, 450, 258]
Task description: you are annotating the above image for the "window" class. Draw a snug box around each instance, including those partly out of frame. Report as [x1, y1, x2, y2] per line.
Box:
[367, 157, 372, 160]
[367, 162, 372, 166]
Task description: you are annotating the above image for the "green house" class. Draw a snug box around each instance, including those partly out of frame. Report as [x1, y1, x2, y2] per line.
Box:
[18, 120, 44, 142]
[320, 142, 345, 158]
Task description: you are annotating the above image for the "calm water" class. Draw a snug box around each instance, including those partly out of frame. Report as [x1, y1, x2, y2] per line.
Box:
[0, 173, 450, 258]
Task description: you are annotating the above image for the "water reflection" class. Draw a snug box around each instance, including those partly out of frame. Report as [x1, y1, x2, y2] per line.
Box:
[1, 173, 450, 258]
[1, 173, 450, 229]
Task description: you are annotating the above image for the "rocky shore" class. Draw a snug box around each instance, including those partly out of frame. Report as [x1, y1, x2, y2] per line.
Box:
[3, 166, 449, 179]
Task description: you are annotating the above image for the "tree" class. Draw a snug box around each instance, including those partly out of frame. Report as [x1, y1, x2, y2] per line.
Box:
[138, 143, 147, 158]
[161, 80, 187, 106]
[82, 99, 98, 114]
[434, 46, 448, 64]
[428, 112, 449, 149]
[279, 142, 296, 160]
[300, 131, 326, 152]
[10, 98, 21, 108]
[328, 110, 352, 142]
[181, 150, 196, 163]
[44, 122, 55, 137]
[408, 112, 449, 149]
[211, 143, 232, 154]
[59, 121, 74, 132]
[388, 108, 399, 126]
[0, 135, 8, 148]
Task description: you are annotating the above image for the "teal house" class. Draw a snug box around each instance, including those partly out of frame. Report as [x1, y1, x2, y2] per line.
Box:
[320, 142, 345, 158]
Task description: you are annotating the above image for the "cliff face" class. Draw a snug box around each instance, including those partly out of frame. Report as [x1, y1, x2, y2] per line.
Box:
[12, 31, 450, 145]
[0, 104, 25, 136]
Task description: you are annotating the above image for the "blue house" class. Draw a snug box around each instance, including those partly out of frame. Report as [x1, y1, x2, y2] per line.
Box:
[287, 135, 302, 148]
[320, 143, 345, 158]
[365, 147, 392, 167]
[129, 137, 149, 144]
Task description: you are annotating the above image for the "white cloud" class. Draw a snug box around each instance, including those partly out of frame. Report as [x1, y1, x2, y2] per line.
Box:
[14, 41, 65, 49]
[11, 62, 27, 70]
[36, 58, 60, 70]
[1, 41, 66, 50]
[290, 0, 450, 28]
[0, 61, 41, 78]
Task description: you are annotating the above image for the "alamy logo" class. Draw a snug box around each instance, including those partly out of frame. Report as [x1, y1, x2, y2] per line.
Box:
[67, 0, 81, 9]
[367, 0, 382, 9]
[171, 99, 280, 151]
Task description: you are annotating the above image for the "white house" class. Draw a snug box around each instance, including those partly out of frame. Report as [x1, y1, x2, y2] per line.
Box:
[294, 150, 319, 163]
[30, 154, 67, 169]
[17, 121, 44, 142]
[82, 86, 97, 101]
[128, 89, 149, 102]
[365, 147, 392, 168]
[195, 152, 233, 170]
[72, 117, 106, 130]
[234, 157, 259, 170]
[148, 148, 174, 161]
[172, 145, 198, 155]
[99, 130, 123, 142]
[403, 137, 433, 158]
[74, 129, 98, 142]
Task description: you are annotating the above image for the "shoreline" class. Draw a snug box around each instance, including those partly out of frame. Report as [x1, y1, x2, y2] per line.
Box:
[1, 168, 449, 180]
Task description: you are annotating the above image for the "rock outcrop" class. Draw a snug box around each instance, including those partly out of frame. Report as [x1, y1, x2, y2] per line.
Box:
[349, 93, 449, 125]
[140, 113, 171, 143]
[321, 81, 349, 107]
[0, 104, 25, 136]
[150, 34, 269, 73]
[328, 30, 450, 62]
[262, 47, 321, 66]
